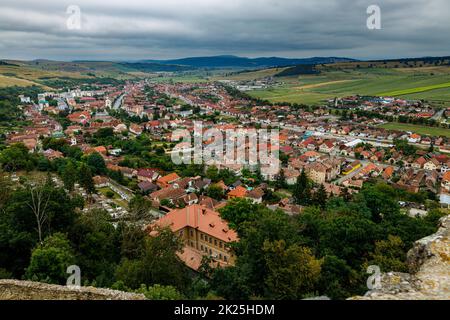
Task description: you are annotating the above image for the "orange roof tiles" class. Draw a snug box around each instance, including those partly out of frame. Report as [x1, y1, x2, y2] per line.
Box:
[383, 166, 395, 179]
[157, 172, 181, 185]
[227, 186, 248, 198]
[443, 171, 450, 182]
[155, 204, 238, 243]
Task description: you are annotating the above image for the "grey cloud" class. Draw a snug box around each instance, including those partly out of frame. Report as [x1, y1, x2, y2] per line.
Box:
[0, 0, 449, 60]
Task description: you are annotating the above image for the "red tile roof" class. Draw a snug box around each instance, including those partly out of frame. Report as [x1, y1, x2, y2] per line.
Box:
[155, 204, 238, 243]
[157, 173, 181, 186]
[227, 186, 248, 198]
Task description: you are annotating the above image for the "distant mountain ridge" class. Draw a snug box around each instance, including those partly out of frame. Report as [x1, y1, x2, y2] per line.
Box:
[142, 55, 357, 68]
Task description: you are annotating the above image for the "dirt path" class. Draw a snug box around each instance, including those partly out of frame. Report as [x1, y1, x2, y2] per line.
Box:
[293, 80, 356, 90]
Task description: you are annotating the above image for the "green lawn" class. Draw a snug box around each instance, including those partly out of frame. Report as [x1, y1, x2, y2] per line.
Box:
[379, 123, 450, 138]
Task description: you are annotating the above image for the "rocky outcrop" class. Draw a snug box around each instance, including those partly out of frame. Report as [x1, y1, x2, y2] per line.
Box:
[351, 215, 450, 300]
[0, 280, 146, 300]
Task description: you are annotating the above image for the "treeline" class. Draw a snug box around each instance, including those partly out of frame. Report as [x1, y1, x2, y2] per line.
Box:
[275, 64, 319, 77]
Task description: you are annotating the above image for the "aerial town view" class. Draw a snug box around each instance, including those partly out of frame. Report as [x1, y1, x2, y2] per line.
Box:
[0, 0, 449, 314]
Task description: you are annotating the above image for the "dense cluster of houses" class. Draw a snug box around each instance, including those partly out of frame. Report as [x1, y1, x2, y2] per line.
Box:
[5, 78, 450, 271]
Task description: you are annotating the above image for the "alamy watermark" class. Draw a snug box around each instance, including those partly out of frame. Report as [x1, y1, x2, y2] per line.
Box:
[171, 121, 280, 176]
[367, 265, 382, 290]
[66, 265, 81, 289]
[367, 5, 381, 30]
[66, 5, 82, 30]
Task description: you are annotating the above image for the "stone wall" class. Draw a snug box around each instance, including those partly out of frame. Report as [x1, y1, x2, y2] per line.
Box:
[350, 215, 450, 300]
[0, 280, 146, 300]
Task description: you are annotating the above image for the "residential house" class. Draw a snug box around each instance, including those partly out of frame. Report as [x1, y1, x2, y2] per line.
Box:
[284, 169, 300, 186]
[137, 169, 160, 182]
[424, 158, 440, 171]
[138, 181, 158, 194]
[157, 172, 181, 188]
[227, 186, 248, 199]
[441, 171, 450, 192]
[246, 188, 265, 204]
[149, 186, 186, 207]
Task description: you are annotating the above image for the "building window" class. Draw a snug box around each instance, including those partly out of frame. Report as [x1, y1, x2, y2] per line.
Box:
[209, 237, 212, 244]
[201, 245, 204, 251]
[190, 241, 194, 247]
[209, 249, 212, 255]
[219, 242, 223, 248]
[214, 239, 217, 246]
[190, 230, 194, 237]
[224, 255, 228, 262]
[219, 253, 222, 260]
[179, 231, 183, 237]
[200, 234, 204, 240]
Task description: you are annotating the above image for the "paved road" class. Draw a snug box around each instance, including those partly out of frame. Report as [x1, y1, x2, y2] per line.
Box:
[113, 93, 126, 110]
[335, 166, 364, 185]
[431, 109, 445, 121]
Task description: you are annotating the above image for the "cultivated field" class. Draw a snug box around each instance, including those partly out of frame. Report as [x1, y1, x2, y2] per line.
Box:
[379, 123, 450, 138]
[245, 66, 450, 105]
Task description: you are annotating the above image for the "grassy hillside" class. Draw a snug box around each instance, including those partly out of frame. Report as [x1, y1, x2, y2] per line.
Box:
[0, 60, 179, 85]
[0, 74, 48, 88]
[245, 66, 450, 105]
[212, 67, 289, 81]
[0, 63, 95, 89]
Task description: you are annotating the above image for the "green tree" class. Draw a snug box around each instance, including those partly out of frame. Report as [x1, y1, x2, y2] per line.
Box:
[78, 163, 95, 194]
[69, 209, 120, 287]
[293, 170, 311, 206]
[214, 206, 300, 299]
[115, 227, 190, 291]
[136, 284, 185, 300]
[275, 169, 287, 190]
[218, 198, 260, 231]
[263, 240, 322, 299]
[206, 165, 219, 182]
[210, 266, 252, 300]
[359, 184, 400, 222]
[129, 195, 153, 221]
[95, 127, 114, 139]
[86, 152, 107, 175]
[0, 143, 35, 171]
[206, 185, 224, 201]
[367, 235, 408, 273]
[313, 184, 328, 209]
[319, 215, 380, 268]
[62, 161, 77, 192]
[318, 255, 362, 300]
[25, 233, 75, 285]
[0, 182, 79, 277]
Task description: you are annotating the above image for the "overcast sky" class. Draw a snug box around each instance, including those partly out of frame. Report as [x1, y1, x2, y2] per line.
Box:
[0, 0, 449, 61]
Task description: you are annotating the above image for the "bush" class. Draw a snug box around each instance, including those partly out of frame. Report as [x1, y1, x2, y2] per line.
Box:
[136, 284, 184, 300]
[106, 191, 115, 199]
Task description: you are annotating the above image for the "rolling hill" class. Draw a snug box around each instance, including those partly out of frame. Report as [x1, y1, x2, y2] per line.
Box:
[143, 55, 356, 69]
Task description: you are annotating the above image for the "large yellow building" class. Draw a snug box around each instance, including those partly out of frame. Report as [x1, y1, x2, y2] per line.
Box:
[151, 204, 238, 270]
